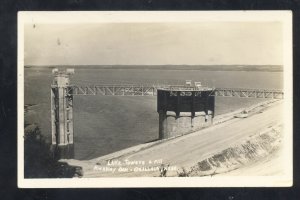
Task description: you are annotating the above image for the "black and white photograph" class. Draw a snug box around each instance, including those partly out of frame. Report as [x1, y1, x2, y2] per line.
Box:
[17, 11, 293, 187]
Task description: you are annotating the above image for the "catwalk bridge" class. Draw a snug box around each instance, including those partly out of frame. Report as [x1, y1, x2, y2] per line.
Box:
[67, 84, 284, 99]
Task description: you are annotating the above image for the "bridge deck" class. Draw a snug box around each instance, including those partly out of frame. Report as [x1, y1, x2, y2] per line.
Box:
[65, 85, 284, 99]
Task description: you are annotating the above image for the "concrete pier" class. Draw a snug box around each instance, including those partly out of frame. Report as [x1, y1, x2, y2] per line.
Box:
[158, 111, 213, 139]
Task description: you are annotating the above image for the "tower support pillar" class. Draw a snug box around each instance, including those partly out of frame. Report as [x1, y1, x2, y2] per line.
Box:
[158, 110, 168, 139]
[51, 69, 75, 159]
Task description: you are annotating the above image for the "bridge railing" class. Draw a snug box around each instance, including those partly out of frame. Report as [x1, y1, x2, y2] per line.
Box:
[214, 88, 284, 99]
[68, 85, 158, 96]
[66, 85, 284, 99]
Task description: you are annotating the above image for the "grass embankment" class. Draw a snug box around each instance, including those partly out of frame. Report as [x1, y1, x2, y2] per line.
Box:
[24, 123, 83, 178]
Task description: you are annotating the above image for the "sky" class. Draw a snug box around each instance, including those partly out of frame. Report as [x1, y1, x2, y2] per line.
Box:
[24, 22, 283, 66]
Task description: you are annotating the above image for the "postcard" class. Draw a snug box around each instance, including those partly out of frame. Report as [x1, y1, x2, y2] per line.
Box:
[18, 11, 292, 188]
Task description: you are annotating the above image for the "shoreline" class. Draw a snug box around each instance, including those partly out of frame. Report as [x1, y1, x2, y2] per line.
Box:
[24, 65, 284, 72]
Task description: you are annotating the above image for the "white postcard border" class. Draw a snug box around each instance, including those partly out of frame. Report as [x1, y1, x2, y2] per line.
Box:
[18, 11, 293, 188]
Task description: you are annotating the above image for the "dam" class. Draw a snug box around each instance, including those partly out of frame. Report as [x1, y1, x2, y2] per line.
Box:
[50, 69, 284, 159]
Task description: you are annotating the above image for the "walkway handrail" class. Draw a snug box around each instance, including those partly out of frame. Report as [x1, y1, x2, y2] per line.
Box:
[66, 84, 284, 99]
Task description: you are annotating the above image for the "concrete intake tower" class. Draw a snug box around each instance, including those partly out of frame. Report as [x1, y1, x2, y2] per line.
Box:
[51, 68, 75, 159]
[157, 82, 215, 139]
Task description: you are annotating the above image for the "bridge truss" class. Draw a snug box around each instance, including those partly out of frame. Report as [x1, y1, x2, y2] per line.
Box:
[66, 85, 284, 99]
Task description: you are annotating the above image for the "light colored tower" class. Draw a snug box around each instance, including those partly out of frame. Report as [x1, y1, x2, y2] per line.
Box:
[51, 68, 75, 159]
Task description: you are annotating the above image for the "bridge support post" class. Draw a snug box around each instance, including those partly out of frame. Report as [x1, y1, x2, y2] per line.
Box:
[51, 69, 74, 159]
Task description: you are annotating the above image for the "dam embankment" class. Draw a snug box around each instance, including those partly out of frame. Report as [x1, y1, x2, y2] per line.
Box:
[64, 99, 284, 177]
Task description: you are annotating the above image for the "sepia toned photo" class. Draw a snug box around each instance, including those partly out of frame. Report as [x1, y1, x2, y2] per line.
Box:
[18, 11, 293, 187]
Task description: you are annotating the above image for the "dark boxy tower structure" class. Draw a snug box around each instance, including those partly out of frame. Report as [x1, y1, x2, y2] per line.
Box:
[51, 68, 74, 159]
[157, 84, 215, 139]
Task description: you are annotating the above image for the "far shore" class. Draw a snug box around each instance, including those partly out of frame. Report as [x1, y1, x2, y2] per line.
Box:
[24, 65, 283, 72]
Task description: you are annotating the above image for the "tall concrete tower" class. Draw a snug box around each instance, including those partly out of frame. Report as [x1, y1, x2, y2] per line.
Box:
[51, 68, 74, 159]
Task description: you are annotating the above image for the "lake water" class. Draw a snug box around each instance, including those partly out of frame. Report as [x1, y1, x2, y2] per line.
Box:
[24, 67, 283, 160]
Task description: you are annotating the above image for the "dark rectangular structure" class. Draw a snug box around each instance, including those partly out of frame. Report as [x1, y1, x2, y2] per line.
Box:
[157, 89, 215, 117]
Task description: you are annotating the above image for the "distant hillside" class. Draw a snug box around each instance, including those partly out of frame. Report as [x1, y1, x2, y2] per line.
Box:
[25, 65, 283, 72]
